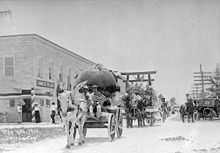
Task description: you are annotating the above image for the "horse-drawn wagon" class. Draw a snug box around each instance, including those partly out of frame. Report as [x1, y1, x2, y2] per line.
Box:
[58, 65, 124, 148]
[73, 65, 123, 141]
[179, 101, 197, 123]
[144, 106, 161, 126]
[123, 93, 161, 128]
[81, 106, 123, 140]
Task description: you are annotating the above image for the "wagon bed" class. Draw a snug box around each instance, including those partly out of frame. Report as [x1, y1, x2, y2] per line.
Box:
[81, 106, 123, 141]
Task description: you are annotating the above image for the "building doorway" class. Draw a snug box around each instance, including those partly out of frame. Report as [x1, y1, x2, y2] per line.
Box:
[22, 98, 32, 122]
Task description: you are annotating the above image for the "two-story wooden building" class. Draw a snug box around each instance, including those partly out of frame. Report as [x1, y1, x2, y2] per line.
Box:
[0, 34, 95, 123]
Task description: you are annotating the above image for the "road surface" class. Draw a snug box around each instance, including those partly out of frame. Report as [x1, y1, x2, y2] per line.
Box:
[1, 115, 220, 153]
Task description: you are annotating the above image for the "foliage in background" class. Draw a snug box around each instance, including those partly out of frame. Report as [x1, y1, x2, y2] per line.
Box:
[126, 83, 157, 101]
[207, 67, 220, 98]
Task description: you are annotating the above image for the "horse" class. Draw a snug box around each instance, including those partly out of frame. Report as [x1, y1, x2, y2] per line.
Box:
[179, 102, 195, 123]
[123, 96, 133, 128]
[137, 99, 147, 127]
[131, 103, 143, 128]
[179, 104, 186, 122]
[58, 81, 88, 148]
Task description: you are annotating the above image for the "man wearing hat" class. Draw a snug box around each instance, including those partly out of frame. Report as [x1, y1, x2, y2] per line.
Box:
[50, 102, 57, 124]
[90, 85, 107, 118]
[185, 93, 195, 122]
[76, 85, 90, 122]
[17, 104, 22, 123]
[185, 93, 193, 108]
[33, 103, 41, 123]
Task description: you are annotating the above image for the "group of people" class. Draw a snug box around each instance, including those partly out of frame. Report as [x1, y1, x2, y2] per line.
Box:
[123, 90, 155, 114]
[124, 91, 147, 106]
[122, 88, 173, 128]
[17, 102, 41, 123]
[56, 84, 113, 123]
[16, 84, 117, 124]
[122, 90, 156, 128]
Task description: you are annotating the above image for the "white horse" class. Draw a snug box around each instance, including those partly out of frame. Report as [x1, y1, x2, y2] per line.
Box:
[58, 81, 88, 148]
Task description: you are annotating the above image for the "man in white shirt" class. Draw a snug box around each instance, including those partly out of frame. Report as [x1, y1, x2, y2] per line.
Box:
[50, 102, 57, 124]
[17, 104, 22, 123]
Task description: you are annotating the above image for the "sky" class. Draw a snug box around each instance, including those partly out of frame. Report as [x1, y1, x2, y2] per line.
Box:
[0, 0, 220, 104]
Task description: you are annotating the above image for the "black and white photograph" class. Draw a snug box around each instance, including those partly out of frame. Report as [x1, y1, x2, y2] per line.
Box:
[0, 0, 220, 153]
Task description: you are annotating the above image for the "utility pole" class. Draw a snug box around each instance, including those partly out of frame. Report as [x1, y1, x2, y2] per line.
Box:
[193, 64, 212, 98]
[200, 64, 205, 97]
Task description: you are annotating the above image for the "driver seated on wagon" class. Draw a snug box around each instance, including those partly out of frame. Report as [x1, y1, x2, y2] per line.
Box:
[185, 93, 194, 111]
[89, 85, 111, 118]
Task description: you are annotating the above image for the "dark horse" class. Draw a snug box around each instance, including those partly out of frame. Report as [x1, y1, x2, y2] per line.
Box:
[131, 103, 143, 128]
[137, 99, 147, 127]
[123, 95, 133, 128]
[123, 96, 143, 128]
[179, 101, 195, 123]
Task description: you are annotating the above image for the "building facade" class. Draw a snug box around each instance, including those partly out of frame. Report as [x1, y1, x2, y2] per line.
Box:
[0, 34, 95, 123]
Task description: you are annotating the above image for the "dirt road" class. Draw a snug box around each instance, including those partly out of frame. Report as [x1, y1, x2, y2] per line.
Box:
[2, 115, 220, 153]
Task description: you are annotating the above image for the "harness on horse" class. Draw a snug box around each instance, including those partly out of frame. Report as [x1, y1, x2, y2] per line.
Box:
[60, 97, 78, 117]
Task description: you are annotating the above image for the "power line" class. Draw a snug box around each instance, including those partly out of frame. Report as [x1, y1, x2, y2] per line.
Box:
[192, 64, 212, 98]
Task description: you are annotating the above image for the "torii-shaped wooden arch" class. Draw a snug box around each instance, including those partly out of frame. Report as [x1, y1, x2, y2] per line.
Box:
[121, 71, 157, 87]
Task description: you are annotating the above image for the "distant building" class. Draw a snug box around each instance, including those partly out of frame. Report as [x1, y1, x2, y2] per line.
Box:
[0, 34, 95, 123]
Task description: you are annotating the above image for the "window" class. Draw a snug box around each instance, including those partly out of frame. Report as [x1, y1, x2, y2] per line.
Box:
[46, 99, 50, 106]
[59, 65, 63, 82]
[40, 99, 44, 106]
[67, 68, 71, 90]
[38, 59, 43, 79]
[4, 57, 14, 77]
[9, 99, 15, 107]
[49, 63, 54, 80]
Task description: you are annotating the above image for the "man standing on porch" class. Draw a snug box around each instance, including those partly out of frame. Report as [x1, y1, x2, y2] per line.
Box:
[17, 104, 22, 123]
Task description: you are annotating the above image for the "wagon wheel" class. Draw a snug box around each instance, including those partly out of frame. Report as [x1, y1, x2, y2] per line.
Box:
[116, 108, 123, 138]
[108, 113, 116, 141]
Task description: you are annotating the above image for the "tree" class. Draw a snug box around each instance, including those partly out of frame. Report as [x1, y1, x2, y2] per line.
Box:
[207, 67, 220, 98]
